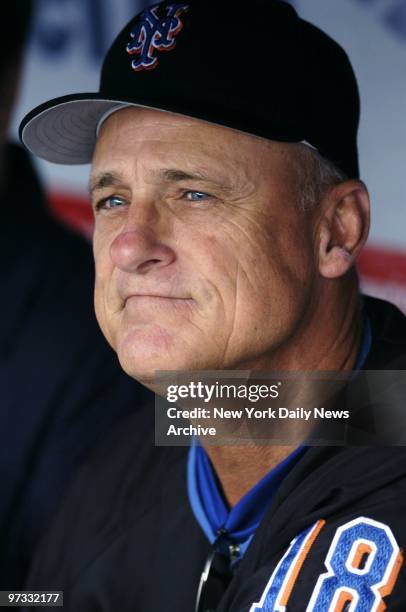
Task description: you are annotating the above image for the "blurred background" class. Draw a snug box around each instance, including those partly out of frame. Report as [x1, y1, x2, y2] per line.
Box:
[12, 0, 406, 310]
[1, 0, 405, 591]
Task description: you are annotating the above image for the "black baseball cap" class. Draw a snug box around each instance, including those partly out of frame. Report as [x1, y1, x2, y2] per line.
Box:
[19, 0, 360, 178]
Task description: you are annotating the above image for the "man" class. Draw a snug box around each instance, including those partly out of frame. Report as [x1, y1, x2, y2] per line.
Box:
[20, 1, 406, 610]
[0, 0, 149, 591]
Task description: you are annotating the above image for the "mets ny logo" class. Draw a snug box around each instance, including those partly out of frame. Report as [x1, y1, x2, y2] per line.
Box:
[126, 3, 189, 72]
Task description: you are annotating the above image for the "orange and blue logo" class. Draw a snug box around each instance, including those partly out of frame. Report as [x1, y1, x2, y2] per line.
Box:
[126, 3, 189, 72]
[250, 517, 403, 611]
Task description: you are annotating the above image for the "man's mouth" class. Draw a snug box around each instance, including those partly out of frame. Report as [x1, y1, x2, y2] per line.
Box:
[124, 294, 195, 313]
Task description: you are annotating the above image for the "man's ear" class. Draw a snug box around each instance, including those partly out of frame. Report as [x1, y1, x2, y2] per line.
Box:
[317, 180, 370, 279]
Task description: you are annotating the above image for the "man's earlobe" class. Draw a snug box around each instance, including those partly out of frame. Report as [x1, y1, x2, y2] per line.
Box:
[318, 181, 370, 279]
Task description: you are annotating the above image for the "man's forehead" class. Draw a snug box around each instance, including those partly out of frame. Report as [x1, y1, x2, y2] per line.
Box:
[91, 108, 278, 186]
[90, 107, 309, 202]
[100, 106, 198, 133]
[96, 106, 278, 154]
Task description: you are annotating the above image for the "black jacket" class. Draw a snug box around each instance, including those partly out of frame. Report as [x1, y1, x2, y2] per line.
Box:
[26, 296, 406, 610]
[0, 144, 149, 589]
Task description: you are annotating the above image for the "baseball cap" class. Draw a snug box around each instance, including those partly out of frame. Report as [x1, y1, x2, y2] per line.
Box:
[19, 0, 360, 178]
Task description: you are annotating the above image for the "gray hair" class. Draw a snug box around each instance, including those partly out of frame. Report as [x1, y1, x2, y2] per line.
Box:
[295, 145, 348, 211]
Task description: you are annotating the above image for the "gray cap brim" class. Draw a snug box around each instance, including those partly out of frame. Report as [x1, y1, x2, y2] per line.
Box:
[19, 95, 137, 165]
[20, 93, 318, 167]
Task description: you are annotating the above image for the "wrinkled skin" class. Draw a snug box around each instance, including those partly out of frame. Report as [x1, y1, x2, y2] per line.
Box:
[90, 108, 355, 384]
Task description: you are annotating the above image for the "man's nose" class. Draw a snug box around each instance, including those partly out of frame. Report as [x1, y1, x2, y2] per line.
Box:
[110, 226, 176, 274]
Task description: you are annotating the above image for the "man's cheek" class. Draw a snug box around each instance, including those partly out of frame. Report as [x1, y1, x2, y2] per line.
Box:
[92, 224, 116, 265]
[93, 280, 115, 348]
[93, 284, 105, 331]
[92, 226, 104, 259]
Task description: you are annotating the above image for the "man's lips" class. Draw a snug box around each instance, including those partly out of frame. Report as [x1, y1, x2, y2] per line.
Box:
[123, 294, 195, 312]
[124, 293, 193, 302]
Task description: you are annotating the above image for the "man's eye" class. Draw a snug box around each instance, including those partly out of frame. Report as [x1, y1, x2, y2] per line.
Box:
[184, 191, 211, 202]
[96, 196, 126, 211]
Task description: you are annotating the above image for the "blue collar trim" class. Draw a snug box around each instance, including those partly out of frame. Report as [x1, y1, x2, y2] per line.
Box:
[187, 440, 305, 547]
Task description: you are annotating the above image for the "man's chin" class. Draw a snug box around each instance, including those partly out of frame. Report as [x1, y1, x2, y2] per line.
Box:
[116, 325, 186, 386]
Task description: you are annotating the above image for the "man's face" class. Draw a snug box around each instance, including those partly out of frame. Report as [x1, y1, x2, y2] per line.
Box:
[91, 108, 318, 383]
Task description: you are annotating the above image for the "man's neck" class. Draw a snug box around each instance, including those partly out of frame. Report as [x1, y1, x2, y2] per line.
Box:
[204, 282, 363, 507]
[205, 445, 298, 507]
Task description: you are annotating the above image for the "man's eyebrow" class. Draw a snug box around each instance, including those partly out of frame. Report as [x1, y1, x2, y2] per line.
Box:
[159, 169, 208, 182]
[88, 171, 126, 196]
[88, 167, 233, 195]
[152, 168, 232, 190]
